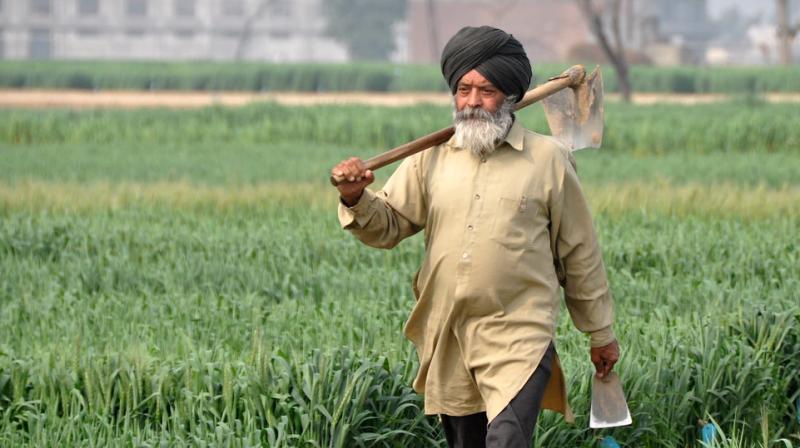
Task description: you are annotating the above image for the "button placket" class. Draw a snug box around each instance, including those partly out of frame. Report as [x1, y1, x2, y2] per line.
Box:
[461, 154, 488, 267]
[454, 153, 487, 300]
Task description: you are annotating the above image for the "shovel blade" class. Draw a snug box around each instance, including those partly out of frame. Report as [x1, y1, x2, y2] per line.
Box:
[543, 66, 604, 151]
[590, 371, 632, 429]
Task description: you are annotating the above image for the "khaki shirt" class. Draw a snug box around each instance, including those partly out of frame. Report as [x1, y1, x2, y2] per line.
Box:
[338, 120, 615, 423]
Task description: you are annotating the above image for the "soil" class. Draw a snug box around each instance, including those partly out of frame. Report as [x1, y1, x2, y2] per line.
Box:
[1, 89, 799, 109]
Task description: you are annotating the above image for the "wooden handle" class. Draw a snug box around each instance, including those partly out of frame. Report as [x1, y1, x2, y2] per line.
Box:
[330, 64, 587, 186]
[330, 126, 455, 186]
[515, 64, 586, 110]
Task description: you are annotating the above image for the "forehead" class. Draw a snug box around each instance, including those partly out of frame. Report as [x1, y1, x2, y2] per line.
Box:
[458, 69, 496, 87]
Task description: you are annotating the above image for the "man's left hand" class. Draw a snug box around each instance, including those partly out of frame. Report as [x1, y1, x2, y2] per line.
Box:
[590, 340, 620, 380]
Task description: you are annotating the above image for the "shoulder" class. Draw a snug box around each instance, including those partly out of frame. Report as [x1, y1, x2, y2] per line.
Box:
[413, 139, 450, 171]
[520, 129, 575, 171]
[397, 143, 440, 186]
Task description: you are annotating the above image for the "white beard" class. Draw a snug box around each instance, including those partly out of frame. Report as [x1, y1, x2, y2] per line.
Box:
[452, 96, 516, 157]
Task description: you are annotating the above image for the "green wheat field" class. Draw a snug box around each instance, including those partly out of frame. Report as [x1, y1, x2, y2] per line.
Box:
[1, 98, 799, 447]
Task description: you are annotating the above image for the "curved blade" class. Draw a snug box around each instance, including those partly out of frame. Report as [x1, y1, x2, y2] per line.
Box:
[542, 66, 605, 151]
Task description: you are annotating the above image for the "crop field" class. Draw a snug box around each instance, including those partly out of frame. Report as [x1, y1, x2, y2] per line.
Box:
[1, 99, 799, 447]
[3, 61, 800, 93]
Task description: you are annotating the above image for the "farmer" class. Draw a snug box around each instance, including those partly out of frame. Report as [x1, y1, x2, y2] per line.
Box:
[331, 25, 620, 448]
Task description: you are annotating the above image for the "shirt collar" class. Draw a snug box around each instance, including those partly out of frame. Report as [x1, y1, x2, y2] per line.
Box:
[503, 118, 525, 151]
[446, 117, 524, 152]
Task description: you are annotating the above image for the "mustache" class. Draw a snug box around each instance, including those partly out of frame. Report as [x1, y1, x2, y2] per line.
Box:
[454, 106, 497, 122]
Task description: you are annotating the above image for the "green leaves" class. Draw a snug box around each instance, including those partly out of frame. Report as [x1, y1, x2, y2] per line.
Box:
[3, 61, 800, 93]
[0, 93, 798, 446]
[321, 0, 407, 61]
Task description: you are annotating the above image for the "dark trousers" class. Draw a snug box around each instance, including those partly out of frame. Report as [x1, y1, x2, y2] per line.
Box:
[440, 343, 555, 448]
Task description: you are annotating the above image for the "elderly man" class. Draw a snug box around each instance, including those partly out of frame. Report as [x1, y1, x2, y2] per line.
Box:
[332, 26, 620, 448]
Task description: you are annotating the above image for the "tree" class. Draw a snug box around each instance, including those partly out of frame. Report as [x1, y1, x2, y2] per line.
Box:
[323, 0, 407, 61]
[425, 0, 439, 62]
[776, 0, 798, 65]
[576, 0, 632, 102]
[234, 0, 271, 61]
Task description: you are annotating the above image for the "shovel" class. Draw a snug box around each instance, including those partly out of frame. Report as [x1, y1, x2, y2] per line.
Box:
[590, 371, 632, 429]
[330, 64, 605, 186]
[542, 67, 604, 151]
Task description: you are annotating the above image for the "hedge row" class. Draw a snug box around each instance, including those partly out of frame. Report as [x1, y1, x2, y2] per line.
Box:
[1, 61, 800, 93]
[2, 100, 798, 154]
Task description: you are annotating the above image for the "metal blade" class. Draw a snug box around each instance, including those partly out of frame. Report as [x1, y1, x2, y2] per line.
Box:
[542, 66, 605, 151]
[590, 371, 632, 429]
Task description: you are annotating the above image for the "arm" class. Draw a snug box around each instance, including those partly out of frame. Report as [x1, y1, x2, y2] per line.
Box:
[549, 148, 619, 378]
[332, 155, 427, 249]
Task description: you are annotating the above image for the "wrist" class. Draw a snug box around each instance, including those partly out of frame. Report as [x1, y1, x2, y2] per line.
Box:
[340, 192, 363, 207]
[589, 326, 616, 347]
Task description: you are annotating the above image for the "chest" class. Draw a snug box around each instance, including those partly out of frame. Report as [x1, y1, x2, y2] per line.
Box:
[425, 148, 552, 247]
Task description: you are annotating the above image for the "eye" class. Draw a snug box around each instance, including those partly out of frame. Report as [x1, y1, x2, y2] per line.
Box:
[457, 86, 470, 95]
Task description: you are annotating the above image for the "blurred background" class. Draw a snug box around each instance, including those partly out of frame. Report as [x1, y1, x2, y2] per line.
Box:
[1, 2, 799, 447]
[0, 0, 798, 66]
[1, 0, 799, 102]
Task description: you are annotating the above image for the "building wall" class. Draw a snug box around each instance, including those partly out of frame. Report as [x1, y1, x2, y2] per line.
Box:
[635, 0, 711, 64]
[407, 0, 721, 66]
[0, 0, 349, 61]
[407, 0, 591, 65]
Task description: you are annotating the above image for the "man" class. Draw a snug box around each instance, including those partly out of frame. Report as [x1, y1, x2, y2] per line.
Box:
[332, 26, 620, 448]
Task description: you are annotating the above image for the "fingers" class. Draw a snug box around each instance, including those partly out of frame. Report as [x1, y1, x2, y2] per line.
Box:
[593, 359, 611, 379]
[332, 157, 369, 183]
[604, 341, 620, 372]
[590, 353, 606, 379]
[591, 340, 620, 379]
[332, 158, 375, 205]
[593, 359, 608, 379]
[599, 360, 612, 379]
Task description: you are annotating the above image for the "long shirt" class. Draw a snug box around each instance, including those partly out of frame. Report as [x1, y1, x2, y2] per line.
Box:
[337, 119, 615, 423]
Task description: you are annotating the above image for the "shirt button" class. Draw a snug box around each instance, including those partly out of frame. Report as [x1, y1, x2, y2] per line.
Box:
[481, 158, 487, 163]
[467, 225, 474, 231]
[462, 252, 469, 259]
[474, 194, 480, 200]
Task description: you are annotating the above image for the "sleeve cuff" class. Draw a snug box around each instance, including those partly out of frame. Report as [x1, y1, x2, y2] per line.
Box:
[588, 326, 616, 347]
[337, 189, 377, 229]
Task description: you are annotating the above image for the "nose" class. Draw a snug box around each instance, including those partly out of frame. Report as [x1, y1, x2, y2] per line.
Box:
[467, 88, 482, 108]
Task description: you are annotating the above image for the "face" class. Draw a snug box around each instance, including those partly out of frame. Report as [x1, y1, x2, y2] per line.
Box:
[454, 69, 506, 113]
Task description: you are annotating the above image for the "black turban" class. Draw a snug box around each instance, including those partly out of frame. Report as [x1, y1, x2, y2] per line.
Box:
[440, 26, 532, 102]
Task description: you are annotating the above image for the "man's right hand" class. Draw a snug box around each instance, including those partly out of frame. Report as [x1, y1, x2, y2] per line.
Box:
[332, 157, 375, 206]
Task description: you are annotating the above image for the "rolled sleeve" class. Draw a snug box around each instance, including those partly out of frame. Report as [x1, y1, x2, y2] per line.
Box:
[335, 154, 427, 250]
[589, 325, 616, 347]
[338, 189, 379, 229]
[549, 146, 615, 343]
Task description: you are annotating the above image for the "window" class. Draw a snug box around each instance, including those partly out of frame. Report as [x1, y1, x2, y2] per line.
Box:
[29, 28, 52, 58]
[126, 28, 145, 37]
[222, 0, 244, 17]
[174, 0, 194, 17]
[126, 0, 147, 17]
[31, 0, 51, 15]
[78, 0, 99, 15]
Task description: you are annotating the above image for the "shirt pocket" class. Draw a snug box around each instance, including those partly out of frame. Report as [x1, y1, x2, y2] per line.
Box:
[490, 195, 539, 250]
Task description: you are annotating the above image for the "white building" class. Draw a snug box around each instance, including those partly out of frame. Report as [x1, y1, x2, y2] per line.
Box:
[0, 0, 349, 61]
